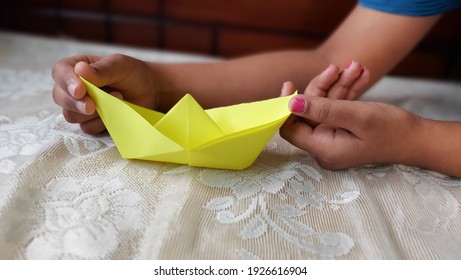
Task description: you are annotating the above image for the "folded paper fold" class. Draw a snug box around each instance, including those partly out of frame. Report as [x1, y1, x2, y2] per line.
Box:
[81, 77, 293, 170]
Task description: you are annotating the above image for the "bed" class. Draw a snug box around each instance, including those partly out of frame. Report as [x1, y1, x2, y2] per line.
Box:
[1, 31, 461, 260]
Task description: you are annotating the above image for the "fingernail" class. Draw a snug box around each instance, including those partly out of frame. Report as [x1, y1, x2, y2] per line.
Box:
[344, 61, 354, 70]
[67, 82, 77, 97]
[76, 101, 86, 114]
[281, 81, 290, 93]
[322, 64, 331, 72]
[289, 97, 306, 113]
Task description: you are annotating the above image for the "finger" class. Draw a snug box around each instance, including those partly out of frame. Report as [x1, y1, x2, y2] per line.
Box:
[288, 95, 368, 131]
[280, 116, 315, 151]
[74, 90, 122, 133]
[281, 114, 299, 128]
[303, 64, 341, 97]
[52, 84, 96, 115]
[281, 81, 297, 96]
[74, 54, 135, 88]
[327, 61, 363, 99]
[109, 91, 124, 100]
[62, 108, 99, 124]
[282, 81, 321, 127]
[345, 67, 370, 100]
[280, 117, 338, 160]
[52, 55, 100, 100]
[80, 117, 107, 135]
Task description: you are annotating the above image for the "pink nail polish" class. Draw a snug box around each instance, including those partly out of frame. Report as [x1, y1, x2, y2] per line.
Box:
[290, 97, 306, 113]
[322, 64, 331, 72]
[344, 61, 353, 69]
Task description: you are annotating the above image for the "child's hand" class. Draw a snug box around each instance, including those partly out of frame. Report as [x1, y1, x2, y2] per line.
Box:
[280, 94, 422, 170]
[52, 54, 159, 134]
[280, 62, 421, 170]
[281, 61, 370, 100]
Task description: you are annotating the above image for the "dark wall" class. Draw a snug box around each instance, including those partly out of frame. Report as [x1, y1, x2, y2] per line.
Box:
[1, 0, 460, 80]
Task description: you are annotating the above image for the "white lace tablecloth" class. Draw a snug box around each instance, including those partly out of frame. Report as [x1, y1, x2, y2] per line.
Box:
[1, 31, 461, 260]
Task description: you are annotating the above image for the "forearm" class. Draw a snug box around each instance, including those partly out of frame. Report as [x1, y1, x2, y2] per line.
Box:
[146, 6, 441, 111]
[148, 50, 328, 111]
[408, 119, 461, 177]
[318, 6, 440, 97]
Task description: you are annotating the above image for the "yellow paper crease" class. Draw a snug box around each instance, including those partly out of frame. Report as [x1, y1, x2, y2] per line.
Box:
[81, 77, 293, 170]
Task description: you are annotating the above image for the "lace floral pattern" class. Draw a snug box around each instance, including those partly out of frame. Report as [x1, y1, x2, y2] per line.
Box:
[200, 153, 356, 259]
[23, 176, 143, 259]
[357, 165, 461, 259]
[0, 69, 54, 101]
[2, 32, 461, 260]
[0, 112, 57, 175]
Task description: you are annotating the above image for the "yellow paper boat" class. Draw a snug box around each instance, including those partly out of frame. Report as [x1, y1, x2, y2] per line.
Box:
[81, 77, 293, 170]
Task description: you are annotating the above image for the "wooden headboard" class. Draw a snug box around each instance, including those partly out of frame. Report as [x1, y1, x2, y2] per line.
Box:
[1, 0, 460, 80]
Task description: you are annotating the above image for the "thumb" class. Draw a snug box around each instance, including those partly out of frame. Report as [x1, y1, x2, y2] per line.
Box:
[288, 95, 362, 129]
[74, 54, 132, 87]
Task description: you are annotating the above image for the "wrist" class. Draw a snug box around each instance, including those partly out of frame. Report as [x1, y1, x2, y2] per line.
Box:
[390, 113, 425, 166]
[402, 118, 461, 177]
